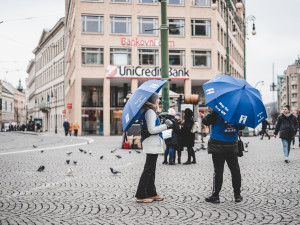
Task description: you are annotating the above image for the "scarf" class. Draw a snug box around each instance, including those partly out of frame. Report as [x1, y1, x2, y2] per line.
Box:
[283, 111, 293, 117]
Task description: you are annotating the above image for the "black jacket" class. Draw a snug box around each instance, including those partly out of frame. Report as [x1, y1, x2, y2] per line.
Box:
[262, 120, 270, 130]
[181, 117, 195, 148]
[164, 115, 180, 147]
[274, 114, 298, 139]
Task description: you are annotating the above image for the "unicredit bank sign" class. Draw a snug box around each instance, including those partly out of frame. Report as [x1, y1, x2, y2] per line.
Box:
[106, 65, 189, 79]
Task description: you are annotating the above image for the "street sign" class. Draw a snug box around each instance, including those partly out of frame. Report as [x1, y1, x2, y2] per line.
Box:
[67, 103, 72, 109]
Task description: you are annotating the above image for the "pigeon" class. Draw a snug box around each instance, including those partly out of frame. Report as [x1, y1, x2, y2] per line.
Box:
[66, 160, 70, 164]
[33, 145, 37, 148]
[66, 152, 72, 155]
[37, 165, 45, 172]
[244, 142, 250, 152]
[89, 151, 92, 155]
[41, 150, 44, 153]
[73, 160, 77, 165]
[79, 148, 84, 153]
[115, 155, 122, 159]
[136, 150, 141, 154]
[195, 146, 201, 152]
[129, 151, 131, 154]
[111, 149, 117, 153]
[110, 167, 121, 175]
[100, 156, 104, 160]
[67, 168, 73, 176]
[200, 144, 207, 150]
[84, 151, 87, 154]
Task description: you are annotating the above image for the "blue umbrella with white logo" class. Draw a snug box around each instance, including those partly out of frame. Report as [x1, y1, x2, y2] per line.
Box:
[122, 80, 167, 133]
[202, 74, 267, 128]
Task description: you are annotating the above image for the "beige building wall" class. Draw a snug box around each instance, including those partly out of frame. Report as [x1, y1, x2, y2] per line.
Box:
[65, 0, 245, 136]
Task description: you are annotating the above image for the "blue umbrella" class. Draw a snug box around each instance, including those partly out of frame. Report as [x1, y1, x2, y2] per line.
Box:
[122, 79, 167, 133]
[202, 74, 267, 128]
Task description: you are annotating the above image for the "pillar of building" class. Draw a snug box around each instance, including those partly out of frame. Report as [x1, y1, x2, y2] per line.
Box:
[131, 79, 138, 93]
[184, 79, 192, 96]
[103, 78, 111, 136]
[75, 78, 82, 136]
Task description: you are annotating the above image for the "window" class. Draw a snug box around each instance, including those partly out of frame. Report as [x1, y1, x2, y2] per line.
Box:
[292, 85, 297, 90]
[217, 23, 220, 41]
[297, 67, 300, 73]
[82, 0, 104, 1]
[292, 76, 297, 81]
[110, 16, 131, 34]
[191, 50, 211, 67]
[138, 49, 159, 66]
[138, 18, 159, 35]
[82, 47, 104, 65]
[110, 0, 130, 2]
[168, 0, 184, 5]
[292, 93, 298, 98]
[110, 48, 132, 66]
[168, 19, 185, 36]
[5, 101, 7, 111]
[82, 15, 103, 33]
[217, 52, 220, 71]
[191, 19, 211, 37]
[138, 0, 158, 3]
[169, 50, 185, 66]
[292, 102, 298, 107]
[191, 0, 210, 6]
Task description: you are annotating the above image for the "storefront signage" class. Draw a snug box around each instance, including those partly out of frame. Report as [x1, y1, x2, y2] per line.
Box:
[121, 38, 175, 47]
[67, 103, 72, 109]
[62, 110, 66, 114]
[106, 65, 189, 79]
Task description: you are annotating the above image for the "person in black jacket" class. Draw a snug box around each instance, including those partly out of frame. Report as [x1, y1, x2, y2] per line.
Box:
[274, 105, 298, 163]
[260, 119, 270, 140]
[202, 109, 244, 203]
[181, 108, 196, 165]
[297, 113, 300, 147]
[163, 108, 180, 165]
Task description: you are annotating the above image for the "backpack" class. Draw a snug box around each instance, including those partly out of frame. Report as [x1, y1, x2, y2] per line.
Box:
[191, 121, 199, 133]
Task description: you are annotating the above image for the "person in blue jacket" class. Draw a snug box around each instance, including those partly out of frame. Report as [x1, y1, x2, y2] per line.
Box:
[202, 109, 243, 203]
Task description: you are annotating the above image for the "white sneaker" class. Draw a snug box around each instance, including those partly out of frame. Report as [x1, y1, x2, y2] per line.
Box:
[292, 145, 295, 149]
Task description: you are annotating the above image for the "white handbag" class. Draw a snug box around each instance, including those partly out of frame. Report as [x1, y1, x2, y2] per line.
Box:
[162, 129, 172, 139]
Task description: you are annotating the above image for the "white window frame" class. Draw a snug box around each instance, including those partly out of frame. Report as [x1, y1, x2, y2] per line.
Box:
[191, 50, 211, 68]
[110, 48, 132, 66]
[168, 18, 185, 36]
[169, 50, 185, 67]
[297, 67, 300, 73]
[138, 17, 159, 35]
[138, 0, 158, 4]
[110, 16, 132, 34]
[81, 47, 104, 65]
[82, 15, 104, 33]
[110, 0, 131, 2]
[82, 0, 104, 2]
[190, 0, 210, 7]
[138, 49, 159, 66]
[168, 0, 184, 6]
[191, 19, 211, 37]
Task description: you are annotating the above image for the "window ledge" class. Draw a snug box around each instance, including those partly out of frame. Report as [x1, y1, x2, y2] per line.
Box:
[191, 66, 211, 69]
[82, 32, 104, 35]
[110, 33, 132, 36]
[82, 64, 104, 67]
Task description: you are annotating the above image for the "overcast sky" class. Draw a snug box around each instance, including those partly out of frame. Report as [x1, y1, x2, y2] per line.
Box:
[0, 0, 299, 104]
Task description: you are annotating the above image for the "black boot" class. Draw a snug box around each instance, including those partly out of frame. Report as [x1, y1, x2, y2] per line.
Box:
[183, 150, 191, 165]
[191, 148, 196, 164]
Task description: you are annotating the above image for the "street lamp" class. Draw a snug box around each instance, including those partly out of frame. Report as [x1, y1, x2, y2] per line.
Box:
[51, 90, 57, 134]
[254, 80, 264, 88]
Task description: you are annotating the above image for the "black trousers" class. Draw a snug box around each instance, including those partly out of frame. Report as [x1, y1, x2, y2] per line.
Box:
[135, 154, 158, 199]
[261, 129, 270, 139]
[212, 153, 241, 196]
[64, 129, 68, 136]
[187, 147, 196, 162]
[74, 129, 78, 136]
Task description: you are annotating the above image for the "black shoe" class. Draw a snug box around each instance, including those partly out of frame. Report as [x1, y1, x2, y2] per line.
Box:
[205, 195, 220, 203]
[169, 162, 176, 165]
[178, 160, 181, 164]
[162, 161, 168, 164]
[191, 161, 196, 164]
[235, 195, 243, 202]
[268, 136, 271, 140]
[284, 159, 290, 163]
[183, 161, 191, 165]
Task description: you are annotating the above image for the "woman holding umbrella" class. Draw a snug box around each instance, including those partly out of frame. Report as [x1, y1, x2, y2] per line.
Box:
[274, 105, 298, 163]
[135, 92, 174, 203]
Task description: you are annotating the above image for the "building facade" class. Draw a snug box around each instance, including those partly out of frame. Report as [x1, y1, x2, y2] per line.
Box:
[1, 81, 15, 127]
[65, 0, 245, 136]
[28, 18, 65, 132]
[279, 58, 300, 112]
[14, 80, 26, 124]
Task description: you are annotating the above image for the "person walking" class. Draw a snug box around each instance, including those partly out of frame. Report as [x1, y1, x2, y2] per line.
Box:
[181, 108, 196, 165]
[200, 115, 209, 143]
[202, 109, 243, 203]
[69, 122, 73, 136]
[36, 123, 41, 133]
[63, 119, 70, 136]
[173, 112, 183, 164]
[73, 121, 80, 136]
[260, 119, 271, 140]
[162, 108, 180, 165]
[297, 113, 300, 147]
[135, 92, 174, 203]
[274, 105, 298, 163]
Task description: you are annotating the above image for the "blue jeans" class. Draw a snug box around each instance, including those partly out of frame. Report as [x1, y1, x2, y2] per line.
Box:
[281, 139, 292, 158]
[164, 145, 174, 163]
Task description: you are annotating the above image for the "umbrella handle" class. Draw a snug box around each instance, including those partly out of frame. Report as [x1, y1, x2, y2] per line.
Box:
[124, 132, 128, 141]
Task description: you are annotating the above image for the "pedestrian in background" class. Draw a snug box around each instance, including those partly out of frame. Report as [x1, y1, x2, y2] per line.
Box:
[181, 108, 196, 165]
[274, 105, 298, 163]
[162, 108, 180, 165]
[36, 123, 41, 133]
[173, 112, 183, 164]
[69, 122, 73, 136]
[260, 119, 270, 140]
[136, 92, 173, 203]
[200, 114, 209, 143]
[63, 119, 70, 136]
[73, 121, 80, 136]
[297, 112, 300, 147]
[202, 109, 243, 203]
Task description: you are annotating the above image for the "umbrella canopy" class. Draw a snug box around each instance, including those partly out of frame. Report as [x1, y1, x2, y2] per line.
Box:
[202, 74, 267, 128]
[122, 79, 167, 133]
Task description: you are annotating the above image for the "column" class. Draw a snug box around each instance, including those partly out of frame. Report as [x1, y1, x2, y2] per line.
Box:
[131, 79, 138, 93]
[184, 79, 192, 96]
[75, 78, 82, 135]
[103, 78, 110, 136]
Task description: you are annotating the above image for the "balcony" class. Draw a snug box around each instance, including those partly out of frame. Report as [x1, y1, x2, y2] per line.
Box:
[39, 103, 51, 113]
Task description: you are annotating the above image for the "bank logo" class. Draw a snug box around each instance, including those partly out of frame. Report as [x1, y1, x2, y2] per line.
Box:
[239, 115, 248, 124]
[206, 88, 214, 95]
[125, 113, 130, 123]
[106, 65, 118, 77]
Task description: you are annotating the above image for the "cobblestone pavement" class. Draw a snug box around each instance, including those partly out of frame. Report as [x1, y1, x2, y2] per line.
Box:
[0, 132, 300, 225]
